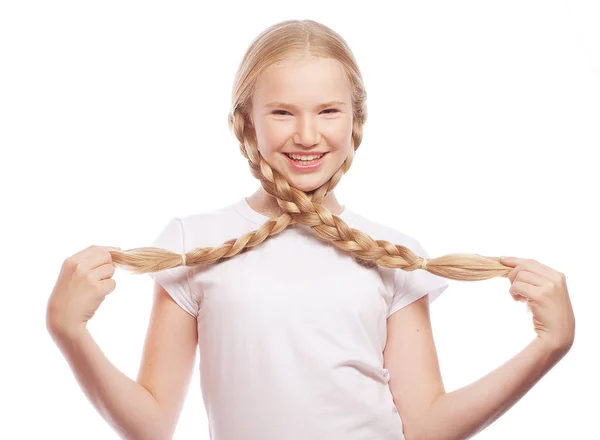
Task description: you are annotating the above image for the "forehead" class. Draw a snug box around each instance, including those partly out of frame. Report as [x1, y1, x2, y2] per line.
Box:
[253, 56, 351, 106]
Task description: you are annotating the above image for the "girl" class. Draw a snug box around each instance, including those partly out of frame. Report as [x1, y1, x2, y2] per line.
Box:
[46, 19, 575, 440]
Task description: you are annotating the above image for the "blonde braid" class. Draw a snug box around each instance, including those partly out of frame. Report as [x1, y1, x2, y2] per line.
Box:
[228, 108, 504, 279]
[111, 105, 507, 280]
[109, 19, 511, 282]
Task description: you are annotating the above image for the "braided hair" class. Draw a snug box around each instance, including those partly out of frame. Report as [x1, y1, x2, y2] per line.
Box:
[111, 19, 510, 282]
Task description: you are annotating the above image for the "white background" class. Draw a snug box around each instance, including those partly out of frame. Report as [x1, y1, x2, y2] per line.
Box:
[1, 1, 598, 439]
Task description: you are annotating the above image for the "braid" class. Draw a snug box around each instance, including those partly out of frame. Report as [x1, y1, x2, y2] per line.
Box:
[111, 105, 509, 281]
[109, 19, 510, 282]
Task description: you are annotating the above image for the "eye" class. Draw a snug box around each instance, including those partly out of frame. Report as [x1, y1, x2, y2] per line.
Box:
[272, 109, 339, 116]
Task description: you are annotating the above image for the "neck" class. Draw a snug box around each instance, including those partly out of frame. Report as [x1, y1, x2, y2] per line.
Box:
[246, 186, 344, 218]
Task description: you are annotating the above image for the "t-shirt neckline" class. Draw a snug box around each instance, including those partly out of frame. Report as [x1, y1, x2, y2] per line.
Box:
[234, 197, 350, 225]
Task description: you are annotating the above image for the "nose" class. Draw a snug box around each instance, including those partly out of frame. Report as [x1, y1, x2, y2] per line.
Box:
[292, 114, 321, 147]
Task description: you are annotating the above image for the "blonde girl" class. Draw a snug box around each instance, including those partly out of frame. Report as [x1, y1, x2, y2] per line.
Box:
[46, 19, 575, 440]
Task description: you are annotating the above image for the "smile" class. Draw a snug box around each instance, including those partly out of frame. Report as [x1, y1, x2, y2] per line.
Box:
[283, 152, 327, 171]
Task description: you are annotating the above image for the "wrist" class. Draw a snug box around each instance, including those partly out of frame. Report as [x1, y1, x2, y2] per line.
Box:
[532, 335, 572, 362]
[47, 320, 88, 343]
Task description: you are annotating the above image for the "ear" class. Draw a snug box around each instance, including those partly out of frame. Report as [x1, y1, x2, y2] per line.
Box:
[243, 105, 254, 126]
[244, 114, 256, 138]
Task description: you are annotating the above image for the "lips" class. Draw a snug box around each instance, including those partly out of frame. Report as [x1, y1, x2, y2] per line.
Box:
[283, 152, 327, 160]
[283, 152, 327, 171]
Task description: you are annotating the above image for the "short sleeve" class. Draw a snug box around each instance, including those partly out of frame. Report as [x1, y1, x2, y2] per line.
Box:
[147, 217, 199, 319]
[387, 238, 449, 319]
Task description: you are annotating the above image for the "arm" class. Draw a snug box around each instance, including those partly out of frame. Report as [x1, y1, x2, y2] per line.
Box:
[416, 338, 569, 440]
[384, 294, 446, 440]
[384, 294, 572, 440]
[48, 282, 198, 440]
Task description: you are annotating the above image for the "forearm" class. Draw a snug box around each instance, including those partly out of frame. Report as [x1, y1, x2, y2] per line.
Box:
[49, 326, 169, 440]
[417, 338, 569, 440]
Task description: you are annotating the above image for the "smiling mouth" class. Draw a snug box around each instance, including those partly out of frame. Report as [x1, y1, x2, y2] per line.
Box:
[283, 152, 327, 162]
[282, 152, 328, 170]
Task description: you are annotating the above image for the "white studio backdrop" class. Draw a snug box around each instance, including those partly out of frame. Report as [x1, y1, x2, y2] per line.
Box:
[1, 1, 598, 439]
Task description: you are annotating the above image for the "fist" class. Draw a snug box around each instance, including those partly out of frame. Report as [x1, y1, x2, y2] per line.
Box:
[46, 245, 120, 337]
[501, 256, 575, 352]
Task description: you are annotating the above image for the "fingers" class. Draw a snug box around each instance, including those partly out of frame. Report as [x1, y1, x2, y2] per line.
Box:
[67, 245, 121, 273]
[501, 256, 558, 281]
[99, 277, 117, 295]
[509, 280, 537, 300]
[93, 262, 116, 281]
[508, 269, 546, 287]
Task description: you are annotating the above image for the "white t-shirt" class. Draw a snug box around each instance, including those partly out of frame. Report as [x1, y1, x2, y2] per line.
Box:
[148, 197, 449, 440]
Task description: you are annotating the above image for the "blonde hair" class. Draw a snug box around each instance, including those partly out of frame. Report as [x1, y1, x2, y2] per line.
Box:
[111, 19, 510, 281]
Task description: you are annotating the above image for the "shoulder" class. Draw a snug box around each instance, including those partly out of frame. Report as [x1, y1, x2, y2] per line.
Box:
[155, 199, 254, 252]
[342, 207, 423, 254]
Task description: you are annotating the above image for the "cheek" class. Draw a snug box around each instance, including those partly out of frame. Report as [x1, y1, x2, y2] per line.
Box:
[324, 118, 353, 146]
[256, 122, 290, 154]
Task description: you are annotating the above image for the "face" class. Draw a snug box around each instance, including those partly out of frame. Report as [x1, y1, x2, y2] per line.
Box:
[250, 56, 353, 192]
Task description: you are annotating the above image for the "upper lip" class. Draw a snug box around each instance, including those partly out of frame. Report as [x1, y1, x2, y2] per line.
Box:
[283, 152, 327, 155]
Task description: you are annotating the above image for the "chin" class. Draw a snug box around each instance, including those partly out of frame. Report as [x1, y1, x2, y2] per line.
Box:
[287, 174, 331, 193]
[268, 157, 336, 193]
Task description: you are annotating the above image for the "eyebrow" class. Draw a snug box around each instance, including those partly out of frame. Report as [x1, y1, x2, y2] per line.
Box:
[264, 101, 347, 110]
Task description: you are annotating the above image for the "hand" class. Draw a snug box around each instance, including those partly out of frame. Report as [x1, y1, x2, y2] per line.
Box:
[46, 245, 120, 338]
[500, 256, 575, 353]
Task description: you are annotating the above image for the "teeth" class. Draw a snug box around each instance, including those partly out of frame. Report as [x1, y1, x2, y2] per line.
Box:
[287, 153, 324, 161]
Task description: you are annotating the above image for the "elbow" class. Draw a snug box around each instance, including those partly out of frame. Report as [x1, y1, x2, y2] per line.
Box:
[403, 429, 426, 440]
[399, 415, 428, 440]
[121, 416, 173, 440]
[123, 428, 172, 440]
